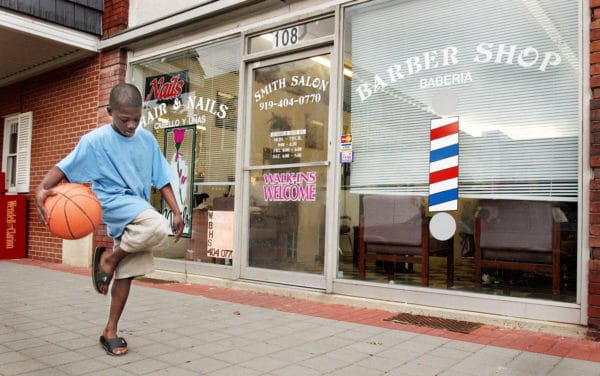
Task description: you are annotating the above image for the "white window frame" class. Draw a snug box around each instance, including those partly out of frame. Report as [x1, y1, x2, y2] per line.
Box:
[2, 112, 32, 193]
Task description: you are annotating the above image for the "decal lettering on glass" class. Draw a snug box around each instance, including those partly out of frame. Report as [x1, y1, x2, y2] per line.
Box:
[140, 93, 231, 130]
[270, 129, 305, 160]
[272, 26, 301, 49]
[263, 171, 317, 202]
[254, 76, 328, 111]
[356, 43, 562, 102]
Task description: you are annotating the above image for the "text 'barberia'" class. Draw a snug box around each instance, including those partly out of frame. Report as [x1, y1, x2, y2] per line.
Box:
[356, 43, 563, 102]
[140, 94, 230, 130]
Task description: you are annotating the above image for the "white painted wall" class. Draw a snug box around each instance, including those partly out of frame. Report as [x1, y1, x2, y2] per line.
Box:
[129, 0, 213, 27]
[62, 234, 93, 268]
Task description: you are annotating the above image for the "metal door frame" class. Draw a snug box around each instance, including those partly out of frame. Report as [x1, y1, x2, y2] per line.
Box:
[238, 46, 337, 289]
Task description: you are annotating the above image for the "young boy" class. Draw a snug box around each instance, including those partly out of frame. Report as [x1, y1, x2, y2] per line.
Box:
[35, 83, 183, 356]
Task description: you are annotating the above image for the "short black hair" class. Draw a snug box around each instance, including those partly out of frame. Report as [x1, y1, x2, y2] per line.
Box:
[109, 83, 142, 110]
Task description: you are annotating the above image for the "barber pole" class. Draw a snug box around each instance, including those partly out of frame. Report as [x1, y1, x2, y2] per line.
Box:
[429, 117, 459, 212]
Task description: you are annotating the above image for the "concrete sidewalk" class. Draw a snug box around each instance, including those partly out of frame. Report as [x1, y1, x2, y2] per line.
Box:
[1, 260, 599, 376]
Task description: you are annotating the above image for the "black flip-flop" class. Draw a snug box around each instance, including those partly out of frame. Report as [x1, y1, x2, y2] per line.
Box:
[92, 247, 113, 294]
[99, 335, 128, 356]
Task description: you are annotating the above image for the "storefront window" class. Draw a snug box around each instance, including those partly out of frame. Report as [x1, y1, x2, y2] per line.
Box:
[131, 38, 240, 264]
[340, 0, 579, 302]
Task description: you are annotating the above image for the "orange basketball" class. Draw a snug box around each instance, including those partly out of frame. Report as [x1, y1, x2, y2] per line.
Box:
[44, 183, 102, 239]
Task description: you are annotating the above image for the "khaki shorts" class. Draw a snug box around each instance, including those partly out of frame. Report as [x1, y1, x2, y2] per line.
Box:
[113, 209, 170, 279]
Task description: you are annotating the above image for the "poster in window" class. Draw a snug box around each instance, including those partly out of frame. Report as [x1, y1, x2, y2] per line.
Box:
[207, 210, 234, 259]
[163, 125, 196, 238]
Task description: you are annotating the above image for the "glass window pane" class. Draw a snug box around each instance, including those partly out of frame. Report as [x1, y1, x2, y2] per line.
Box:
[7, 156, 16, 187]
[8, 124, 17, 154]
[249, 166, 326, 273]
[251, 55, 330, 166]
[345, 0, 579, 201]
[339, 0, 579, 302]
[130, 37, 240, 263]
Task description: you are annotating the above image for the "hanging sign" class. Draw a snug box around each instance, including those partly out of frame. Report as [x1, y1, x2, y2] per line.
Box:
[144, 71, 189, 104]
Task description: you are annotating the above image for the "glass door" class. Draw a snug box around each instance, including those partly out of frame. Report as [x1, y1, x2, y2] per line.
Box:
[242, 49, 332, 288]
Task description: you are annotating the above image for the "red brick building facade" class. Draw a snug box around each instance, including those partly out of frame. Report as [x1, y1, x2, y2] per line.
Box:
[0, 1, 128, 262]
[588, 0, 600, 330]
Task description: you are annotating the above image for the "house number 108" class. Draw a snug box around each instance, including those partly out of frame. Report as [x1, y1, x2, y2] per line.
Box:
[272, 26, 300, 49]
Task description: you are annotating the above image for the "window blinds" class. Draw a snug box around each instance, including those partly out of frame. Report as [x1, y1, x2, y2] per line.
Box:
[195, 38, 240, 184]
[345, 0, 580, 201]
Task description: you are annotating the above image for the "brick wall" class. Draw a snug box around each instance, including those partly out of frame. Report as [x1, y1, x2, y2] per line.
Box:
[103, 0, 129, 38]
[0, 0, 129, 261]
[0, 56, 101, 262]
[590, 0, 600, 330]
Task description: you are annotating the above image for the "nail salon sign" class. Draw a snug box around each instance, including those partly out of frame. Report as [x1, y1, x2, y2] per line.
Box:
[141, 70, 234, 131]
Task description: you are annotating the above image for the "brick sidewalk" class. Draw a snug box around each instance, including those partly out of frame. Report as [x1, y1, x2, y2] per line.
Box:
[10, 258, 600, 364]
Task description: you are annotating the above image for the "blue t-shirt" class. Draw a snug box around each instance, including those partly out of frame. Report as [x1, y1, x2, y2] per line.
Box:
[57, 124, 174, 238]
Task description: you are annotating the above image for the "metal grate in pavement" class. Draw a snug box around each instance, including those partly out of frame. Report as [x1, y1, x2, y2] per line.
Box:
[384, 313, 482, 334]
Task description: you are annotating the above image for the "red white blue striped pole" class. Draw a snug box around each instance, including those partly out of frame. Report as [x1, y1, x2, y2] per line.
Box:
[429, 117, 459, 212]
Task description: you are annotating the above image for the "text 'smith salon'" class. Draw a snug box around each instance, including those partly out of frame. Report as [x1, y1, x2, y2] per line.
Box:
[114, 0, 587, 327]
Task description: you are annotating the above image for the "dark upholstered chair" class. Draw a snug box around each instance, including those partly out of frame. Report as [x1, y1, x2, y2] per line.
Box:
[358, 195, 454, 287]
[474, 199, 561, 299]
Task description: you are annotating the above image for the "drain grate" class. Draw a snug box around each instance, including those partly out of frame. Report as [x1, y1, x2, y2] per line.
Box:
[384, 313, 482, 334]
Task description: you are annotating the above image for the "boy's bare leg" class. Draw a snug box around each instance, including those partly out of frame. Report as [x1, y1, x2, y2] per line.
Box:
[98, 247, 129, 294]
[98, 247, 133, 355]
[102, 277, 132, 355]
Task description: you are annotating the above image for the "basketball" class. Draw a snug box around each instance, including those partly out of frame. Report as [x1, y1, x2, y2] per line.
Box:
[44, 183, 102, 239]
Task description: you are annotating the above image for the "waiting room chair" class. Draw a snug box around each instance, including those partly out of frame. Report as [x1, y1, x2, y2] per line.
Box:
[358, 195, 454, 287]
[474, 199, 561, 299]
